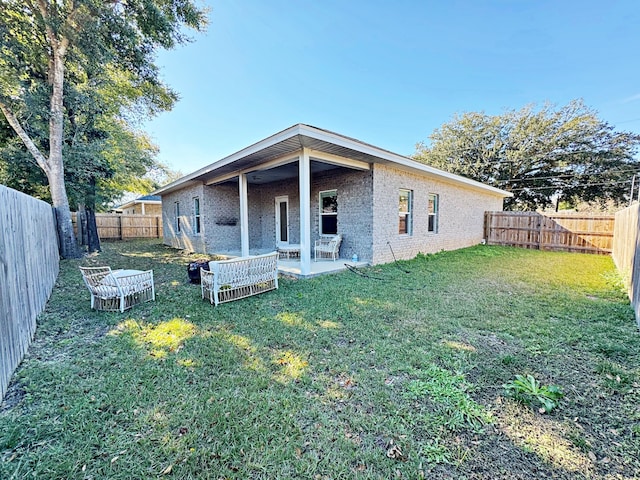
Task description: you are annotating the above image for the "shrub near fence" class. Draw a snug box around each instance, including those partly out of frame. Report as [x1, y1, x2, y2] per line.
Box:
[484, 211, 614, 254]
[71, 213, 163, 240]
[0, 185, 59, 401]
[612, 204, 640, 328]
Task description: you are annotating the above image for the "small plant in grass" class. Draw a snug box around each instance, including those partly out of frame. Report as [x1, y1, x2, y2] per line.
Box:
[419, 439, 451, 464]
[503, 374, 563, 413]
[405, 364, 492, 431]
[500, 354, 519, 366]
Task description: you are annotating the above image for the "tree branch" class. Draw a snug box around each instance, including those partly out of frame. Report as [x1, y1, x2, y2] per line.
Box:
[0, 101, 50, 174]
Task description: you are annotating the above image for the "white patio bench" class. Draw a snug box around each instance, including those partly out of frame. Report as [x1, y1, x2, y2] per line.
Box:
[79, 266, 155, 313]
[200, 251, 279, 306]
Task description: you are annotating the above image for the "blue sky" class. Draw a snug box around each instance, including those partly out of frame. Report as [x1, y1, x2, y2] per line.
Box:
[144, 0, 640, 175]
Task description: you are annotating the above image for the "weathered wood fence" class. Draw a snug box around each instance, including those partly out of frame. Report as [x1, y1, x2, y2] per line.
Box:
[0, 185, 59, 401]
[484, 211, 614, 254]
[72, 213, 163, 240]
[612, 204, 640, 328]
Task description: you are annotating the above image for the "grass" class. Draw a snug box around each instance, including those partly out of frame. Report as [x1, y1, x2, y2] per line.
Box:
[1, 240, 639, 479]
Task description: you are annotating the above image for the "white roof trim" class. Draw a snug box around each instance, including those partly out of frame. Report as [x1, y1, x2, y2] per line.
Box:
[154, 124, 512, 198]
[154, 125, 303, 195]
[298, 125, 511, 197]
[117, 199, 162, 209]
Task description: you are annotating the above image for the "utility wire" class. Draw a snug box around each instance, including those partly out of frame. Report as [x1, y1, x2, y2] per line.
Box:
[506, 168, 640, 182]
[615, 117, 640, 124]
[509, 179, 633, 191]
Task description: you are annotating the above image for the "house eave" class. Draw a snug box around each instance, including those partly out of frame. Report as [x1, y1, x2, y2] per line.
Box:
[153, 124, 512, 198]
[117, 199, 162, 210]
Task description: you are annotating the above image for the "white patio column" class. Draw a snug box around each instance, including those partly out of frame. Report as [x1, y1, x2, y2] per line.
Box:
[239, 173, 249, 257]
[299, 148, 311, 275]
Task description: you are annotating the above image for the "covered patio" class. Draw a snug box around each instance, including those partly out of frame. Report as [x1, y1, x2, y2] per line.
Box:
[207, 155, 369, 276]
[157, 125, 379, 275]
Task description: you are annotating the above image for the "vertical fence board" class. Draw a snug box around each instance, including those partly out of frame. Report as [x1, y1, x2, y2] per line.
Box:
[0, 185, 59, 401]
[484, 211, 614, 254]
[612, 204, 640, 328]
[71, 213, 163, 240]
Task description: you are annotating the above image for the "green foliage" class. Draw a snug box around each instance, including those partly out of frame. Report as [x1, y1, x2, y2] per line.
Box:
[503, 374, 563, 413]
[413, 100, 640, 211]
[405, 364, 492, 432]
[0, 0, 207, 209]
[419, 439, 451, 464]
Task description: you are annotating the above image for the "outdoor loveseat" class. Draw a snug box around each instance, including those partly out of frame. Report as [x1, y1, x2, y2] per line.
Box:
[79, 266, 155, 313]
[201, 251, 279, 306]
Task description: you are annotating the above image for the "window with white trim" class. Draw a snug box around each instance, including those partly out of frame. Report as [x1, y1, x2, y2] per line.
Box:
[428, 194, 439, 233]
[319, 190, 337, 235]
[175, 202, 181, 233]
[193, 197, 201, 234]
[399, 189, 412, 235]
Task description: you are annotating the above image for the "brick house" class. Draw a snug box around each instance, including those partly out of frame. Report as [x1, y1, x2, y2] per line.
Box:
[155, 124, 511, 276]
[113, 195, 162, 216]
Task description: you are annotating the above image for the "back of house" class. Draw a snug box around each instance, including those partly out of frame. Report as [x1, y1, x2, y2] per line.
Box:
[154, 124, 511, 275]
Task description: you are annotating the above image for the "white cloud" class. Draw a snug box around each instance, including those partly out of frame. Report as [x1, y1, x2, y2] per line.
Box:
[622, 93, 640, 104]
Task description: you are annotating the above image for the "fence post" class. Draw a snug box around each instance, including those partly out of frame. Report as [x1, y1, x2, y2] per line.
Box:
[484, 212, 490, 244]
[119, 215, 123, 240]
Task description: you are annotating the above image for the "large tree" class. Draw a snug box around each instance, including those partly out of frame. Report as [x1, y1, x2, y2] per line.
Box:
[413, 100, 640, 211]
[0, 0, 207, 258]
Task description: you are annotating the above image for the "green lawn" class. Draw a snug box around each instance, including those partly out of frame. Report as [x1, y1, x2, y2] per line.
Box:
[1, 240, 639, 479]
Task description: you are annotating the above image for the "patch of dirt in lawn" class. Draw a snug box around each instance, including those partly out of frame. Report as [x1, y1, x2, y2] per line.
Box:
[445, 430, 588, 479]
[466, 331, 522, 356]
[0, 382, 26, 413]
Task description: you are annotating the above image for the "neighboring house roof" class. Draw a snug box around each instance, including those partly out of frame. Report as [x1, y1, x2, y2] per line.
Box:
[153, 124, 512, 198]
[116, 195, 162, 211]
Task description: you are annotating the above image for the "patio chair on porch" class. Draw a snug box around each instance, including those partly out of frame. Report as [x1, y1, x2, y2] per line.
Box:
[79, 266, 155, 313]
[314, 234, 342, 261]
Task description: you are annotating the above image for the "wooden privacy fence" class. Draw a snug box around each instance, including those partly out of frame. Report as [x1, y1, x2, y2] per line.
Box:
[612, 204, 640, 328]
[484, 211, 615, 254]
[72, 213, 163, 240]
[0, 185, 59, 401]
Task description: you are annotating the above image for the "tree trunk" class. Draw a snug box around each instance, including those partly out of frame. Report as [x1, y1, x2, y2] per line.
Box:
[77, 204, 88, 247]
[48, 162, 79, 257]
[47, 35, 79, 258]
[85, 178, 101, 253]
[86, 209, 101, 253]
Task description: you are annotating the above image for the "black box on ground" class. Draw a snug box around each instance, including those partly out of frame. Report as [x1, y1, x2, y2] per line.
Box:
[188, 260, 210, 284]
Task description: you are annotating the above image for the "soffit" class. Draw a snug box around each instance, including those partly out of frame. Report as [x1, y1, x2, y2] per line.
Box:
[154, 124, 512, 198]
[193, 135, 378, 184]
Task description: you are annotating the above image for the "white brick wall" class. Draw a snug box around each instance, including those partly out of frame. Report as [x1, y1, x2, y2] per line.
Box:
[372, 164, 504, 264]
[161, 163, 505, 263]
[162, 184, 206, 252]
[311, 168, 373, 261]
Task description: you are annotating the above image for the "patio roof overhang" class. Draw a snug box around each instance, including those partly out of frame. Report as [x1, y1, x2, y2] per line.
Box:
[153, 124, 513, 198]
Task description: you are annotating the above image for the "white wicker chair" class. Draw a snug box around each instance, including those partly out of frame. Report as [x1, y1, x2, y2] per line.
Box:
[314, 234, 342, 261]
[80, 266, 155, 313]
[201, 252, 279, 306]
